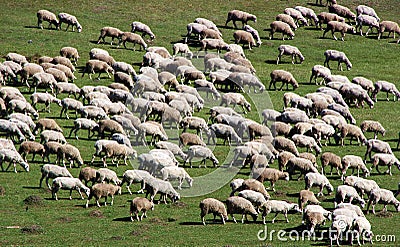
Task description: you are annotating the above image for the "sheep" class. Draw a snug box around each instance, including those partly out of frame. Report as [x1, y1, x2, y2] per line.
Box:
[230, 179, 270, 201]
[359, 120, 385, 140]
[51, 56, 75, 73]
[90, 53, 116, 67]
[18, 141, 45, 162]
[330, 214, 355, 246]
[370, 153, 400, 176]
[261, 109, 281, 126]
[336, 203, 364, 217]
[356, 5, 380, 21]
[233, 30, 256, 50]
[180, 116, 209, 139]
[291, 134, 322, 155]
[154, 141, 186, 161]
[305, 172, 334, 197]
[269, 21, 295, 40]
[41, 141, 62, 163]
[20, 63, 44, 87]
[56, 143, 84, 168]
[97, 119, 125, 139]
[199, 198, 228, 225]
[269, 69, 298, 91]
[366, 188, 400, 214]
[377, 21, 400, 43]
[241, 25, 262, 46]
[59, 47, 79, 67]
[261, 200, 301, 224]
[200, 28, 222, 40]
[309, 65, 331, 85]
[196, 39, 229, 58]
[220, 93, 251, 114]
[276, 45, 304, 65]
[5, 53, 27, 67]
[183, 145, 219, 168]
[8, 119, 35, 141]
[118, 32, 147, 51]
[298, 190, 320, 210]
[67, 118, 98, 140]
[160, 166, 193, 190]
[341, 155, 370, 180]
[275, 14, 297, 31]
[131, 21, 155, 40]
[110, 115, 137, 136]
[355, 15, 380, 36]
[340, 84, 374, 108]
[208, 123, 242, 146]
[45, 68, 68, 84]
[130, 197, 154, 222]
[352, 76, 374, 95]
[323, 21, 356, 41]
[319, 152, 341, 176]
[351, 217, 373, 246]
[295, 6, 319, 26]
[0, 119, 26, 143]
[144, 177, 180, 204]
[52, 177, 90, 201]
[59, 98, 83, 119]
[352, 178, 380, 200]
[37, 10, 59, 30]
[0, 149, 29, 173]
[270, 121, 292, 137]
[226, 196, 258, 223]
[335, 185, 366, 208]
[371, 80, 400, 102]
[100, 143, 137, 167]
[328, 4, 357, 24]
[136, 122, 168, 146]
[317, 87, 348, 108]
[85, 183, 121, 208]
[252, 168, 289, 191]
[284, 8, 308, 26]
[364, 139, 393, 162]
[286, 157, 319, 180]
[40, 130, 66, 144]
[184, 23, 209, 43]
[0, 138, 16, 151]
[120, 170, 153, 194]
[3, 60, 22, 81]
[79, 106, 109, 121]
[273, 136, 300, 156]
[303, 211, 327, 234]
[225, 10, 257, 29]
[39, 164, 73, 189]
[277, 109, 309, 124]
[58, 12, 82, 32]
[96, 168, 122, 186]
[81, 60, 114, 80]
[172, 43, 193, 59]
[302, 204, 332, 225]
[30, 92, 61, 113]
[77, 167, 97, 187]
[97, 26, 123, 45]
[178, 133, 205, 148]
[324, 49, 352, 71]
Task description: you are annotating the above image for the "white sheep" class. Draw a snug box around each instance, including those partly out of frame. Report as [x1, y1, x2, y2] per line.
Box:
[199, 198, 228, 225]
[30, 92, 61, 113]
[59, 98, 83, 119]
[243, 24, 262, 46]
[37, 10, 59, 30]
[377, 21, 400, 43]
[225, 10, 257, 29]
[40, 130, 66, 144]
[269, 69, 298, 91]
[68, 118, 98, 140]
[335, 185, 366, 208]
[323, 21, 356, 41]
[131, 21, 155, 40]
[96, 168, 122, 185]
[364, 139, 393, 162]
[366, 188, 400, 214]
[97, 26, 123, 45]
[269, 21, 295, 40]
[184, 145, 219, 168]
[172, 43, 193, 59]
[118, 32, 148, 51]
[324, 49, 352, 71]
[0, 119, 26, 143]
[356, 5, 380, 21]
[328, 4, 357, 24]
[79, 106, 109, 120]
[352, 76, 374, 94]
[261, 200, 301, 224]
[305, 172, 334, 197]
[196, 39, 229, 58]
[226, 196, 258, 223]
[85, 183, 121, 208]
[121, 169, 153, 194]
[39, 164, 73, 189]
[336, 203, 364, 217]
[360, 120, 385, 139]
[275, 14, 297, 31]
[5, 52, 28, 66]
[370, 153, 400, 176]
[309, 65, 331, 85]
[351, 217, 373, 245]
[9, 119, 35, 141]
[356, 14, 380, 36]
[276, 45, 304, 65]
[0, 148, 29, 173]
[302, 204, 332, 224]
[58, 12, 82, 32]
[350, 177, 380, 199]
[295, 6, 319, 26]
[82, 60, 114, 80]
[341, 155, 370, 180]
[100, 142, 137, 167]
[137, 122, 168, 146]
[160, 166, 193, 190]
[144, 177, 180, 204]
[284, 7, 308, 26]
[371, 80, 400, 102]
[304, 211, 327, 234]
[291, 134, 322, 155]
[52, 177, 89, 200]
[298, 190, 320, 210]
[286, 157, 319, 180]
[273, 136, 300, 156]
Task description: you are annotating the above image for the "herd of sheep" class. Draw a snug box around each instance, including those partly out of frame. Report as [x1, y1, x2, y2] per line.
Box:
[0, 0, 399, 245]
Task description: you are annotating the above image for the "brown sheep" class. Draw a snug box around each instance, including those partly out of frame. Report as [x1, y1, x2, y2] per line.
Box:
[252, 168, 289, 191]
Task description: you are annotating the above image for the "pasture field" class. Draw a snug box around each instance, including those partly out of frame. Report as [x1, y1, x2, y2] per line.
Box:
[0, 0, 400, 246]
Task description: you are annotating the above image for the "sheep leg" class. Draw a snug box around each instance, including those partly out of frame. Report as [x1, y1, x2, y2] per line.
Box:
[272, 212, 280, 223]
[231, 214, 237, 223]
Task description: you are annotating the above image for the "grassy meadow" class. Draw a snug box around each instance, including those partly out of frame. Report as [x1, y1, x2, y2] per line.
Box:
[0, 0, 400, 246]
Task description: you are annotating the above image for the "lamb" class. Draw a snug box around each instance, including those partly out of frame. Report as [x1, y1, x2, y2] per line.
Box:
[366, 188, 400, 214]
[284, 8, 308, 26]
[184, 145, 219, 168]
[18, 141, 45, 162]
[131, 21, 155, 40]
[144, 177, 180, 204]
[60, 98, 83, 119]
[364, 139, 393, 162]
[305, 172, 334, 197]
[360, 120, 385, 140]
[59, 46, 79, 65]
[130, 197, 154, 222]
[0, 120, 26, 143]
[269, 69, 298, 91]
[328, 4, 357, 24]
[298, 190, 320, 210]
[118, 32, 147, 51]
[351, 217, 373, 246]
[121, 169, 153, 194]
[335, 185, 366, 208]
[172, 43, 193, 59]
[226, 196, 258, 223]
[291, 134, 322, 155]
[82, 60, 114, 80]
[52, 177, 90, 201]
[276, 45, 304, 65]
[97, 26, 123, 45]
[40, 130, 67, 144]
[275, 14, 297, 31]
[160, 166, 193, 190]
[371, 80, 400, 102]
[199, 198, 228, 225]
[370, 153, 400, 176]
[85, 183, 121, 208]
[58, 12, 82, 32]
[225, 10, 257, 29]
[96, 168, 122, 185]
[252, 168, 289, 191]
[341, 155, 370, 180]
[377, 21, 400, 43]
[39, 164, 73, 189]
[233, 30, 256, 50]
[30, 92, 61, 113]
[309, 65, 331, 85]
[273, 136, 300, 156]
[323, 21, 356, 41]
[261, 200, 301, 224]
[269, 21, 295, 40]
[286, 157, 319, 180]
[196, 39, 230, 58]
[355, 15, 380, 36]
[0, 149, 29, 173]
[137, 122, 168, 146]
[37, 10, 59, 30]
[324, 49, 352, 71]
[295, 6, 319, 26]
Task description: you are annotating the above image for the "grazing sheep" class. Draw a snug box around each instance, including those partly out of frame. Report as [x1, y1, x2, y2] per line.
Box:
[275, 14, 297, 31]
[261, 200, 301, 224]
[336, 203, 364, 217]
[8, 119, 35, 141]
[37, 10, 59, 30]
[30, 92, 61, 113]
[0, 149, 29, 173]
[284, 7, 308, 26]
[226, 196, 258, 223]
[370, 153, 400, 176]
[78, 167, 98, 186]
[356, 5, 380, 21]
[366, 188, 400, 214]
[19, 141, 45, 162]
[360, 120, 385, 139]
[96, 168, 122, 185]
[305, 172, 334, 197]
[286, 157, 319, 180]
[199, 198, 228, 225]
[100, 143, 137, 167]
[59, 98, 83, 119]
[230, 179, 270, 201]
[144, 177, 180, 204]
[225, 10, 257, 29]
[40, 130, 66, 144]
[59, 46, 79, 65]
[339, 123, 367, 146]
[118, 32, 148, 51]
[131, 21, 155, 40]
[364, 139, 393, 162]
[324, 49, 352, 71]
[377, 21, 400, 43]
[97, 26, 123, 45]
[309, 65, 331, 85]
[0, 119, 26, 143]
[58, 12, 82, 32]
[179, 132, 206, 147]
[277, 109, 309, 124]
[273, 136, 300, 156]
[180, 116, 209, 140]
[155, 141, 187, 160]
[5, 53, 28, 66]
[52, 177, 90, 200]
[137, 122, 168, 146]
[269, 69, 298, 91]
[184, 145, 218, 168]
[45, 67, 68, 83]
[79, 106, 109, 120]
[51, 56, 75, 72]
[269, 21, 295, 40]
[328, 4, 357, 24]
[220, 93, 251, 114]
[195, 17, 221, 35]
[68, 118, 98, 139]
[295, 6, 319, 26]
[200, 28, 222, 40]
[184, 23, 208, 43]
[20, 63, 45, 87]
[276, 45, 304, 65]
[291, 134, 321, 155]
[243, 24, 262, 46]
[121, 169, 153, 194]
[98, 119, 125, 139]
[39, 164, 73, 189]
[304, 211, 327, 234]
[341, 155, 370, 180]
[302, 204, 332, 225]
[340, 84, 374, 108]
[335, 185, 366, 208]
[352, 76, 374, 95]
[130, 197, 154, 221]
[351, 217, 373, 246]
[172, 43, 193, 59]
[56, 143, 84, 168]
[252, 168, 289, 191]
[320, 152, 342, 175]
[356, 15, 380, 36]
[298, 190, 320, 210]
[233, 30, 256, 50]
[196, 39, 229, 58]
[323, 21, 356, 41]
[82, 60, 114, 80]
[371, 80, 400, 102]
[352, 178, 380, 199]
[85, 183, 121, 208]
[160, 166, 193, 190]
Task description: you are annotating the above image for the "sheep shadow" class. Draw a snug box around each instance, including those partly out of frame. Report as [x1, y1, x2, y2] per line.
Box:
[216, 24, 234, 30]
[179, 221, 205, 226]
[113, 217, 132, 222]
[24, 25, 44, 29]
[306, 2, 324, 7]
[22, 186, 44, 190]
[265, 60, 278, 65]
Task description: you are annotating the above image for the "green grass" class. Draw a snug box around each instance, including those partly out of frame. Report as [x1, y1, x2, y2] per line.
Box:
[0, 0, 400, 246]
